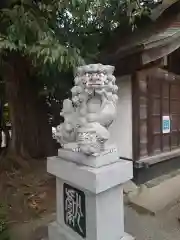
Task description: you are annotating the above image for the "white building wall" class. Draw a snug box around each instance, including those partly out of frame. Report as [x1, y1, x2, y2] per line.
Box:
[109, 75, 133, 159]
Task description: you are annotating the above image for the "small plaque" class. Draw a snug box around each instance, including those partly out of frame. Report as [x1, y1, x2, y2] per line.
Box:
[63, 183, 86, 238]
[162, 116, 171, 134]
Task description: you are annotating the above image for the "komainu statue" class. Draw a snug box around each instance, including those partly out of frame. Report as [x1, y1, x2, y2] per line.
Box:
[54, 64, 118, 155]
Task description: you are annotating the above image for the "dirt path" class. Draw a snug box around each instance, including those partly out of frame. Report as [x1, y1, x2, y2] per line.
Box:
[2, 159, 180, 240]
[0, 159, 56, 225]
[9, 213, 55, 240]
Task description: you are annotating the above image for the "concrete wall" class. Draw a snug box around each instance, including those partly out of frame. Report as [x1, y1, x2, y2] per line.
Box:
[109, 75, 133, 159]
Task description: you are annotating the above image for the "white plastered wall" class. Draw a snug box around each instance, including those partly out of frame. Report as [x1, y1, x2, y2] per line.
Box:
[109, 75, 133, 159]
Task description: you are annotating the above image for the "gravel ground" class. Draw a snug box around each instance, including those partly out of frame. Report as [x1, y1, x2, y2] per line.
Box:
[125, 202, 180, 240]
[10, 201, 180, 240]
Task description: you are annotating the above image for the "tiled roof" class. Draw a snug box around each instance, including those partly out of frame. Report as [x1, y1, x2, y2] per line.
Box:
[142, 16, 180, 48]
[100, 0, 180, 63]
[103, 13, 180, 62]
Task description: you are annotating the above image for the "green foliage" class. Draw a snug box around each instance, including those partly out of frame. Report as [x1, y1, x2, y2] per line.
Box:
[0, 0, 85, 72]
[0, 204, 9, 240]
[2, 104, 10, 126]
[0, 0, 157, 74]
[0, 0, 159, 125]
[0, 80, 10, 127]
[0, 0, 160, 158]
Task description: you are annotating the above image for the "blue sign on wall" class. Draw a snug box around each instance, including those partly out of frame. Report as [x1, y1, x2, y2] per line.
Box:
[162, 116, 170, 134]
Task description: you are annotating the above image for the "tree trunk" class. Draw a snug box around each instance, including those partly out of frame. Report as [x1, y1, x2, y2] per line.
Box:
[5, 52, 55, 159]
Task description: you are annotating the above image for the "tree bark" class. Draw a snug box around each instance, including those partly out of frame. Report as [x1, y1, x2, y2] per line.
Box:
[5, 52, 55, 159]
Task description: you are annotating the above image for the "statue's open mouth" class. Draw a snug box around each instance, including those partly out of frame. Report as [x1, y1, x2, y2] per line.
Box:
[86, 81, 104, 87]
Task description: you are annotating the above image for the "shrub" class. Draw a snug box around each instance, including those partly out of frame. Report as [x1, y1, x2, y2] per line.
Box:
[0, 204, 9, 240]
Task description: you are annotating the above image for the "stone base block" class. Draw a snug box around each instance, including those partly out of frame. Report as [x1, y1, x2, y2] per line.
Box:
[48, 158, 134, 240]
[58, 147, 119, 168]
[47, 157, 133, 194]
[48, 222, 73, 240]
[49, 222, 134, 240]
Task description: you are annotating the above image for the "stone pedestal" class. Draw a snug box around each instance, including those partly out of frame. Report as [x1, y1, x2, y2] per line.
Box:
[47, 154, 134, 240]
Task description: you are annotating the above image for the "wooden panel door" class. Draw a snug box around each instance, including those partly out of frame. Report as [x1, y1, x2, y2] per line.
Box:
[134, 68, 180, 160]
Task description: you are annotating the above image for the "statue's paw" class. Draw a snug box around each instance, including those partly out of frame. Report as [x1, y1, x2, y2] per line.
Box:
[89, 146, 98, 154]
[81, 145, 88, 152]
[80, 145, 91, 155]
